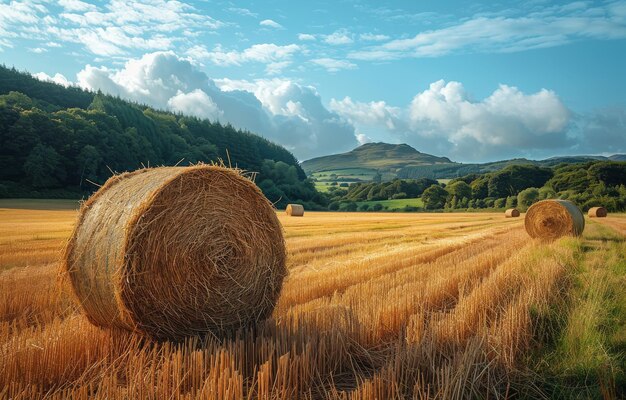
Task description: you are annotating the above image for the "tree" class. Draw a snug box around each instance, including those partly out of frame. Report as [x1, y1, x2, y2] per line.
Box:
[517, 187, 540, 211]
[494, 198, 506, 208]
[446, 181, 472, 200]
[77, 145, 102, 186]
[23, 144, 65, 188]
[422, 185, 448, 210]
[371, 203, 383, 211]
[344, 202, 357, 212]
[505, 196, 517, 208]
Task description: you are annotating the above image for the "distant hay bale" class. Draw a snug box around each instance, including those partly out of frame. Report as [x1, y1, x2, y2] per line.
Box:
[286, 204, 304, 216]
[63, 165, 287, 340]
[524, 199, 585, 240]
[504, 208, 520, 218]
[588, 206, 607, 218]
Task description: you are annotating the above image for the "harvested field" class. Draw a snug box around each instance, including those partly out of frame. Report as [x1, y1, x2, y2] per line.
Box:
[1, 202, 624, 399]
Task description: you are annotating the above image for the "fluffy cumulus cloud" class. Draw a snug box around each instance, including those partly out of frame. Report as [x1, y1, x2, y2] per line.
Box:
[167, 89, 223, 121]
[331, 80, 580, 162]
[77, 51, 358, 160]
[34, 72, 72, 87]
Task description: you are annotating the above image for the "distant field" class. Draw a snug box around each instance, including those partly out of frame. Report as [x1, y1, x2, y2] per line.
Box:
[311, 168, 395, 192]
[1, 201, 625, 398]
[356, 197, 424, 210]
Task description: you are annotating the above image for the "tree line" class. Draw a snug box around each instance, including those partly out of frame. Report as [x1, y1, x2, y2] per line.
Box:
[421, 162, 626, 212]
[0, 65, 322, 209]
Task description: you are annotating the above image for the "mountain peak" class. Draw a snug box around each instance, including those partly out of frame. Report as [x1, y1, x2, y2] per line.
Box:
[354, 142, 420, 154]
[301, 142, 452, 175]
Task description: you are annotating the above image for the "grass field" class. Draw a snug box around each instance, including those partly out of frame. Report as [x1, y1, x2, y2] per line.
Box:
[356, 197, 424, 210]
[1, 200, 625, 399]
[311, 168, 396, 192]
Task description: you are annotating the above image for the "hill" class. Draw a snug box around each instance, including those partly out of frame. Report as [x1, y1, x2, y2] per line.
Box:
[303, 142, 625, 184]
[0, 65, 325, 208]
[302, 142, 452, 174]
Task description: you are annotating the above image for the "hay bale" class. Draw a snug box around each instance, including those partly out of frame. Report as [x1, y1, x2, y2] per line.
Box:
[286, 204, 304, 217]
[588, 206, 608, 218]
[63, 165, 287, 340]
[524, 199, 585, 239]
[504, 208, 520, 218]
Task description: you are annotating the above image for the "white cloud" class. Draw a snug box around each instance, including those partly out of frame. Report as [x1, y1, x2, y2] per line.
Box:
[188, 43, 300, 69]
[260, 19, 283, 29]
[331, 80, 574, 162]
[28, 47, 48, 53]
[228, 7, 257, 17]
[167, 89, 223, 121]
[298, 33, 316, 41]
[0, 0, 223, 57]
[77, 51, 358, 160]
[350, 2, 626, 59]
[330, 97, 403, 131]
[324, 29, 354, 45]
[58, 0, 97, 12]
[359, 33, 389, 41]
[356, 133, 372, 145]
[34, 72, 71, 87]
[311, 58, 357, 72]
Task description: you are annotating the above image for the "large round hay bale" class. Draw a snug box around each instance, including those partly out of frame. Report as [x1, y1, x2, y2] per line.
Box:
[588, 206, 607, 218]
[524, 199, 585, 239]
[286, 203, 304, 216]
[504, 208, 520, 218]
[63, 165, 287, 340]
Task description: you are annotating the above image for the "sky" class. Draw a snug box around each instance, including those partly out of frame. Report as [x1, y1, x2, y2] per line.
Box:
[1, 0, 625, 162]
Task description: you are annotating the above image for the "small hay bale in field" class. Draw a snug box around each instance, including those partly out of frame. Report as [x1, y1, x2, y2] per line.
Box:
[524, 199, 584, 239]
[286, 204, 304, 216]
[588, 206, 608, 218]
[504, 208, 520, 218]
[62, 165, 287, 340]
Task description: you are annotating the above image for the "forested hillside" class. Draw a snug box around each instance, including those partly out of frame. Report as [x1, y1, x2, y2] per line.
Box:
[0, 66, 325, 209]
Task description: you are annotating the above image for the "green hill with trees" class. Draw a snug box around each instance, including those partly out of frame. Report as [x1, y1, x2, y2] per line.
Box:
[0, 65, 325, 209]
[303, 142, 624, 182]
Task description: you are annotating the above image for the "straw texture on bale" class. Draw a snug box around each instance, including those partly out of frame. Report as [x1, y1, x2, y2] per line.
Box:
[63, 165, 287, 340]
[524, 199, 585, 240]
[588, 206, 607, 218]
[504, 208, 520, 218]
[286, 204, 304, 217]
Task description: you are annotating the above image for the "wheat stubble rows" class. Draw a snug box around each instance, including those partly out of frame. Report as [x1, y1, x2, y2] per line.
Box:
[1, 210, 575, 399]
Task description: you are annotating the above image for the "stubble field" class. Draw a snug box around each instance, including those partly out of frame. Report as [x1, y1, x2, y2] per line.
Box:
[1, 202, 624, 399]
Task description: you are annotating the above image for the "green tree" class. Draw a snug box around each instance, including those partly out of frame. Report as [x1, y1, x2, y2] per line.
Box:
[422, 184, 448, 210]
[23, 144, 64, 188]
[344, 202, 357, 212]
[446, 181, 472, 201]
[358, 203, 370, 211]
[517, 187, 540, 211]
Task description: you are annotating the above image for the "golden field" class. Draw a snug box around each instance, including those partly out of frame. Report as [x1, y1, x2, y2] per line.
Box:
[1, 200, 625, 399]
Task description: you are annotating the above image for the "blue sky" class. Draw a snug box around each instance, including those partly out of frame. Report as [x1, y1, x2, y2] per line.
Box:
[1, 0, 625, 162]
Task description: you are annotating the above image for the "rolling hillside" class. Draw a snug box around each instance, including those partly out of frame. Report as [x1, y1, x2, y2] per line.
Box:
[303, 142, 625, 182]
